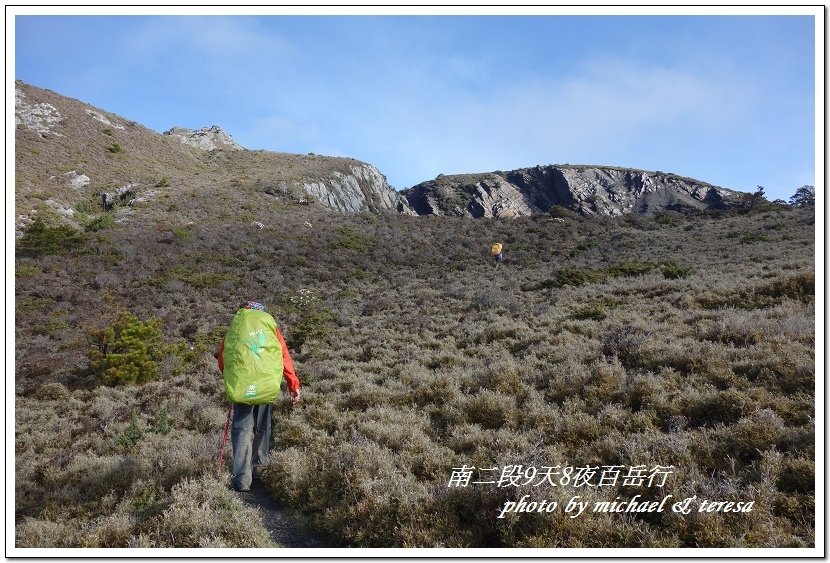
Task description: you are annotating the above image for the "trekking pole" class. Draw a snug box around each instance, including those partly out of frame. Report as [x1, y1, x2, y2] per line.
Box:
[216, 403, 233, 477]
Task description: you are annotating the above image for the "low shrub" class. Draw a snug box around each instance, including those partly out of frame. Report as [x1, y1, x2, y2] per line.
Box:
[568, 240, 597, 257]
[154, 408, 172, 435]
[463, 390, 518, 430]
[74, 198, 97, 215]
[116, 414, 145, 448]
[15, 264, 42, 277]
[549, 266, 608, 288]
[725, 408, 786, 461]
[171, 227, 191, 239]
[156, 476, 274, 547]
[333, 226, 373, 253]
[699, 273, 814, 310]
[471, 288, 517, 312]
[757, 273, 814, 304]
[606, 260, 655, 277]
[686, 389, 751, 427]
[88, 310, 165, 385]
[741, 231, 771, 244]
[601, 325, 650, 367]
[16, 518, 77, 548]
[85, 213, 116, 232]
[549, 205, 583, 220]
[152, 265, 236, 290]
[654, 212, 680, 225]
[282, 289, 336, 350]
[776, 457, 815, 494]
[17, 218, 88, 256]
[772, 493, 814, 527]
[661, 262, 694, 279]
[570, 302, 607, 321]
[529, 261, 660, 291]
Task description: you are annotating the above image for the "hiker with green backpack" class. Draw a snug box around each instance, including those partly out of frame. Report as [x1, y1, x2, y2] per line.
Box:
[217, 301, 301, 492]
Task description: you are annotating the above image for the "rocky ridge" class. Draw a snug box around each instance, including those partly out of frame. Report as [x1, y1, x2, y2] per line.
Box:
[15, 80, 748, 226]
[404, 165, 742, 218]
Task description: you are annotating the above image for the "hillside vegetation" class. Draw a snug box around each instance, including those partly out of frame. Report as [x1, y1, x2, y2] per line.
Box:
[14, 195, 815, 547]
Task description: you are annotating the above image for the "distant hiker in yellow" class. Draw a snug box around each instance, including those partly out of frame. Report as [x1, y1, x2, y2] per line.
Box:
[217, 301, 300, 492]
[491, 242, 504, 264]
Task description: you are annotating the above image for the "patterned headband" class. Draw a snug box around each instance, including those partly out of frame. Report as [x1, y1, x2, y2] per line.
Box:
[243, 301, 265, 311]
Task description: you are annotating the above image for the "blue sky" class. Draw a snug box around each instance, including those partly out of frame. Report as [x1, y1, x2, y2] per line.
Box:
[12, 10, 819, 201]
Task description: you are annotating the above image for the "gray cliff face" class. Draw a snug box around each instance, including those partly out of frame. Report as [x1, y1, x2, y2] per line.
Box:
[404, 165, 741, 218]
[302, 163, 415, 215]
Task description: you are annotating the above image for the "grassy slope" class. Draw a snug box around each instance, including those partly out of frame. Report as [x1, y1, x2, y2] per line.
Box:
[14, 81, 386, 232]
[14, 196, 815, 548]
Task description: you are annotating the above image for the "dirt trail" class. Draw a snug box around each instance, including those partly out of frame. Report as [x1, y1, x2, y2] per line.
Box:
[237, 481, 339, 548]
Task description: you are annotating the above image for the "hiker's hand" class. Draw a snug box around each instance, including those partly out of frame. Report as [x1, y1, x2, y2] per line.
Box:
[290, 389, 301, 404]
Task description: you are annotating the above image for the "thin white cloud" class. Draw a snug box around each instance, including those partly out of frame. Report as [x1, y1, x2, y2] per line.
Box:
[124, 16, 294, 65]
[327, 56, 748, 187]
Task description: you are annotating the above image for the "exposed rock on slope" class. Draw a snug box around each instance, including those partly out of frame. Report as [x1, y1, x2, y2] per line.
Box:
[404, 165, 742, 218]
[163, 125, 246, 151]
[15, 87, 64, 137]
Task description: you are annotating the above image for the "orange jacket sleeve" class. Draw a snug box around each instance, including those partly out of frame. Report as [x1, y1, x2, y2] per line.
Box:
[275, 327, 300, 392]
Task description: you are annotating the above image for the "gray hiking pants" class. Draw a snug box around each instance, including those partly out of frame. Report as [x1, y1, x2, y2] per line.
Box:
[230, 403, 272, 491]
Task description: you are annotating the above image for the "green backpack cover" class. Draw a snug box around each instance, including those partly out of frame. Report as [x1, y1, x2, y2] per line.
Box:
[223, 309, 284, 404]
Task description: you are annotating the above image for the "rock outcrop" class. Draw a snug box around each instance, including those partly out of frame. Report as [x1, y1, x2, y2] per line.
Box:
[302, 163, 415, 214]
[163, 125, 245, 151]
[63, 171, 91, 190]
[101, 183, 142, 210]
[85, 109, 126, 130]
[404, 165, 742, 218]
[15, 87, 64, 137]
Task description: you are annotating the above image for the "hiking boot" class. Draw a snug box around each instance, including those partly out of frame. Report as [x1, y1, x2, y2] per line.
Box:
[232, 480, 251, 492]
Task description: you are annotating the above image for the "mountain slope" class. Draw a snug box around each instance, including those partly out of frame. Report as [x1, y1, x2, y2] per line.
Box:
[14, 80, 412, 237]
[13, 81, 815, 549]
[16, 80, 752, 229]
[15, 77, 746, 235]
